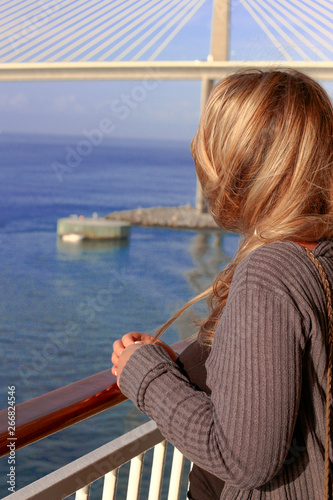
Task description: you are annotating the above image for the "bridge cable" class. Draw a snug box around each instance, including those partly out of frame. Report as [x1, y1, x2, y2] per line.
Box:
[126, 0, 203, 61]
[149, 0, 208, 60]
[85, 0, 191, 61]
[257, 0, 332, 58]
[240, 0, 293, 60]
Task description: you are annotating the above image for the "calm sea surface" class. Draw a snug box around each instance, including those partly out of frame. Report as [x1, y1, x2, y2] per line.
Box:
[0, 133, 239, 498]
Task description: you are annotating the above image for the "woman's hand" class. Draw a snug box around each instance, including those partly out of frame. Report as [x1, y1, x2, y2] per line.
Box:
[111, 332, 178, 385]
[111, 332, 155, 377]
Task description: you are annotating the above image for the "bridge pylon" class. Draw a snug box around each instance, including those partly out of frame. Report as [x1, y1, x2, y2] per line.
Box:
[196, 0, 230, 212]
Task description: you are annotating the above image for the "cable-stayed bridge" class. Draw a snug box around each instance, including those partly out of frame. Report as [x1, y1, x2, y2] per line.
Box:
[0, 0, 332, 81]
[1, 0, 333, 209]
[240, 0, 333, 62]
[1, 0, 208, 63]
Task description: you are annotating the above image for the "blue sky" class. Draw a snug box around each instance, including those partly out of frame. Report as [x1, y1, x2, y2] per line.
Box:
[0, 0, 332, 141]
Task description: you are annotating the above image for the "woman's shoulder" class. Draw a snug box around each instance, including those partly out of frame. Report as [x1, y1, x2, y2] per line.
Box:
[234, 240, 305, 280]
[231, 240, 333, 302]
[248, 239, 333, 267]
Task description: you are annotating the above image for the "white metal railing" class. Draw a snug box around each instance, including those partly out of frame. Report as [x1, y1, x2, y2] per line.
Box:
[2, 420, 191, 500]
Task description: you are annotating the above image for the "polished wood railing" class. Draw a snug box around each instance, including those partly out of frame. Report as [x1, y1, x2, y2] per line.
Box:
[0, 340, 188, 458]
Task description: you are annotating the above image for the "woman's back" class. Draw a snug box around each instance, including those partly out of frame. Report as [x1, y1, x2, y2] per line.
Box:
[206, 240, 333, 499]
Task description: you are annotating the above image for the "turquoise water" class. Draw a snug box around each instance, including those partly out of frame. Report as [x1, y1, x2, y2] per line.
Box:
[0, 134, 239, 497]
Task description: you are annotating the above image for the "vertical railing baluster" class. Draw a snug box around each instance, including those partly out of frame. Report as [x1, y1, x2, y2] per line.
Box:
[148, 440, 167, 500]
[75, 483, 90, 500]
[102, 468, 118, 500]
[187, 462, 193, 494]
[166, 447, 185, 500]
[2, 419, 190, 500]
[186, 462, 193, 493]
[126, 453, 144, 500]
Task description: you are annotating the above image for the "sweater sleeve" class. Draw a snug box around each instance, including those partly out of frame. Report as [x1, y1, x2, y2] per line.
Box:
[119, 276, 305, 489]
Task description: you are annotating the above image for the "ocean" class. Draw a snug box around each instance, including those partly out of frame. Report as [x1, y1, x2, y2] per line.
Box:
[0, 133, 239, 498]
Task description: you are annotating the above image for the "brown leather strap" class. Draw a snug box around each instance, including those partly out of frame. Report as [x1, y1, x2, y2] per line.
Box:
[305, 248, 333, 500]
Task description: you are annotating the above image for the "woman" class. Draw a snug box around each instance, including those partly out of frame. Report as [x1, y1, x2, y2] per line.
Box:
[111, 69, 333, 499]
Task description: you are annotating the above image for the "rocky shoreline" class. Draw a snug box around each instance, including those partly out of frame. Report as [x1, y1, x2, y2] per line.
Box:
[106, 204, 221, 230]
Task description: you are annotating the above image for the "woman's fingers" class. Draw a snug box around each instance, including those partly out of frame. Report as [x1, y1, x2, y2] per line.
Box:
[113, 339, 125, 357]
[111, 332, 178, 379]
[111, 351, 119, 366]
[113, 332, 159, 357]
[111, 333, 143, 374]
[139, 333, 157, 344]
[120, 332, 157, 348]
[122, 332, 141, 347]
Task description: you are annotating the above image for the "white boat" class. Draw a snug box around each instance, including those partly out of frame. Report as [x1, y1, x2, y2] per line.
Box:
[61, 233, 84, 243]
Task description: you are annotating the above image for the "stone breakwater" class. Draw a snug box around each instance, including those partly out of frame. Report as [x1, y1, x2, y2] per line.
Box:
[106, 205, 221, 230]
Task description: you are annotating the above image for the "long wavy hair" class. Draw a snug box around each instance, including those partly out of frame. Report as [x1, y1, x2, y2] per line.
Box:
[155, 69, 333, 345]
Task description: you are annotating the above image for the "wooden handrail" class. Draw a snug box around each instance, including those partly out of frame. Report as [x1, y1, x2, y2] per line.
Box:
[0, 340, 189, 458]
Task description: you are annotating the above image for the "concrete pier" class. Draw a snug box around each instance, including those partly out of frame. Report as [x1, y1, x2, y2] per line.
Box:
[57, 216, 131, 240]
[106, 205, 221, 231]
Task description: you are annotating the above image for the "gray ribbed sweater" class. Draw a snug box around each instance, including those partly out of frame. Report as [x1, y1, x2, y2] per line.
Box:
[119, 240, 333, 499]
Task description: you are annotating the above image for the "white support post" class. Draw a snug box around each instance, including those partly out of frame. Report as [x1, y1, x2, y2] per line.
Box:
[187, 462, 193, 494]
[102, 469, 118, 500]
[166, 447, 185, 500]
[126, 453, 145, 500]
[75, 484, 90, 500]
[148, 440, 167, 500]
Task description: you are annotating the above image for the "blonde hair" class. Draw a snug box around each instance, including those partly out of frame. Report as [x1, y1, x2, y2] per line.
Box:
[155, 69, 333, 345]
